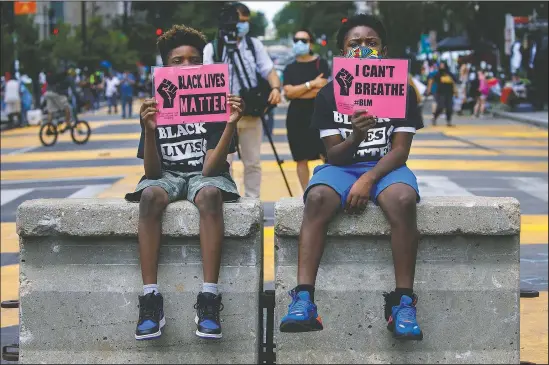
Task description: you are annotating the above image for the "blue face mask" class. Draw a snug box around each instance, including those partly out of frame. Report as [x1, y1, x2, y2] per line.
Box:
[293, 41, 310, 56]
[236, 22, 249, 37]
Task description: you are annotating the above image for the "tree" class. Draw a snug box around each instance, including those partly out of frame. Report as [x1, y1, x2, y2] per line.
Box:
[249, 11, 268, 37]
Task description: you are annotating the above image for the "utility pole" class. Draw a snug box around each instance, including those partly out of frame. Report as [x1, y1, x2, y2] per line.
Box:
[123, 1, 128, 32]
[81, 1, 87, 55]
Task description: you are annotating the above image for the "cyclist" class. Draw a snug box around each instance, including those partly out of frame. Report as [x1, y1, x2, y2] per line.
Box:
[43, 72, 72, 129]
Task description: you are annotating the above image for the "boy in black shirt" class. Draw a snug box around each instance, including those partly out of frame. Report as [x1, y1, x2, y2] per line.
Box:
[125, 25, 243, 340]
[280, 14, 423, 341]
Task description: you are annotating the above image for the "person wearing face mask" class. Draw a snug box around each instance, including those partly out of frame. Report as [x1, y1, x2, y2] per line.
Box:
[203, 2, 282, 199]
[279, 14, 424, 341]
[283, 29, 330, 191]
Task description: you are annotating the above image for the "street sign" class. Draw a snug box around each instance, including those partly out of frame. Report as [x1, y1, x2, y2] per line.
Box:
[14, 1, 37, 15]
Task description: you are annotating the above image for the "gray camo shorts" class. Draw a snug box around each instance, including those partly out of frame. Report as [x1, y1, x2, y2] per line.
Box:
[125, 169, 240, 204]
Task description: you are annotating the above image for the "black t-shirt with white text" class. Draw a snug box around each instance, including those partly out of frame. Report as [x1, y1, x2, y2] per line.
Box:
[311, 81, 420, 164]
[136, 121, 235, 173]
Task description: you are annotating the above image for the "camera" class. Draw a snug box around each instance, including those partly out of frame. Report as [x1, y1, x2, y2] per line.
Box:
[218, 5, 239, 47]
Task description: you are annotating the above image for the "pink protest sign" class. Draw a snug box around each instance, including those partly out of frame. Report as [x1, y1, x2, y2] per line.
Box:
[153, 64, 230, 125]
[332, 57, 410, 118]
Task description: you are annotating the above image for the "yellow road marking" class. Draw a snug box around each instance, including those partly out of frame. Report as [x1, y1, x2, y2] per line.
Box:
[0, 223, 19, 253]
[2, 159, 548, 182]
[0, 132, 142, 149]
[97, 173, 144, 198]
[264, 227, 274, 282]
[521, 292, 548, 365]
[445, 130, 548, 139]
[521, 215, 548, 245]
[0, 264, 19, 328]
[472, 139, 548, 147]
[501, 149, 548, 157]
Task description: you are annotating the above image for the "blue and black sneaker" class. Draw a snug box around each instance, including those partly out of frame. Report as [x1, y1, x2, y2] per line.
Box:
[194, 292, 224, 339]
[135, 292, 165, 340]
[383, 291, 423, 341]
[279, 289, 323, 332]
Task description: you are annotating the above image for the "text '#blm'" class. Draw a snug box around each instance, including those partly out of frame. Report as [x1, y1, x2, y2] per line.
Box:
[179, 93, 227, 117]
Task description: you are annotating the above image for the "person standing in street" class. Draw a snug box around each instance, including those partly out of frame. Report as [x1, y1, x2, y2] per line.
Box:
[3, 72, 22, 127]
[104, 72, 120, 115]
[429, 61, 457, 126]
[120, 70, 135, 119]
[283, 29, 329, 191]
[203, 2, 282, 199]
[473, 70, 489, 118]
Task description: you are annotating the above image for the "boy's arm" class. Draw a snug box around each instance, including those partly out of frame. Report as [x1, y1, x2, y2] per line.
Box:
[202, 95, 243, 177]
[202, 123, 237, 177]
[140, 99, 163, 179]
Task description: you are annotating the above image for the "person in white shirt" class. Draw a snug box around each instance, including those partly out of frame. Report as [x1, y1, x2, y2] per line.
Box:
[105, 72, 120, 114]
[203, 2, 281, 199]
[3, 74, 22, 127]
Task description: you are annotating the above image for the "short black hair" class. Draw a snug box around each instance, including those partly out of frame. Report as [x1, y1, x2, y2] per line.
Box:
[296, 28, 315, 43]
[233, 2, 250, 16]
[336, 14, 387, 51]
[157, 24, 207, 65]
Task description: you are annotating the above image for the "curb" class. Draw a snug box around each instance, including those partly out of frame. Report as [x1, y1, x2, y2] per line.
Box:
[492, 110, 548, 129]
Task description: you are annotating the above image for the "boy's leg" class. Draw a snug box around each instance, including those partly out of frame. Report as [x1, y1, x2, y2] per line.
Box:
[187, 173, 240, 339]
[138, 186, 169, 285]
[374, 168, 422, 340]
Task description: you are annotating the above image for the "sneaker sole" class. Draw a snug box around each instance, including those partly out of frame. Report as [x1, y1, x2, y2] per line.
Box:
[135, 316, 166, 340]
[194, 315, 222, 339]
[279, 319, 323, 333]
[393, 332, 423, 341]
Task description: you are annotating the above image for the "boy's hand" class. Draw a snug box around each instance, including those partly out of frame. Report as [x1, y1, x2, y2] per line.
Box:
[140, 98, 159, 132]
[344, 173, 374, 214]
[351, 109, 376, 140]
[228, 94, 243, 125]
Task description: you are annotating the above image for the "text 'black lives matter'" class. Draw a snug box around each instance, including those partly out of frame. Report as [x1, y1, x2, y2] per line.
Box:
[179, 93, 227, 117]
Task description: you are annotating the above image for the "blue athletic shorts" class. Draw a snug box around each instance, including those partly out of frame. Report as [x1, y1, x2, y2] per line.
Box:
[304, 162, 421, 207]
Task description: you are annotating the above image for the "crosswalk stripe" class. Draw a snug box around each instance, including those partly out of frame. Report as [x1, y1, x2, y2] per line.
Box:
[508, 177, 548, 203]
[67, 184, 111, 198]
[0, 188, 34, 206]
[417, 176, 475, 197]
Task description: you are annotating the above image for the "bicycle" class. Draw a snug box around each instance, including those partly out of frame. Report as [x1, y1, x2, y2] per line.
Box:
[39, 105, 91, 147]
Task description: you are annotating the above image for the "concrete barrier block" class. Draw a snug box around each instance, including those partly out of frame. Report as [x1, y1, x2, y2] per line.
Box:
[17, 198, 263, 364]
[274, 197, 520, 364]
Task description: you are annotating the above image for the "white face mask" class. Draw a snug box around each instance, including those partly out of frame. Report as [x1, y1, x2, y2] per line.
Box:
[236, 22, 249, 37]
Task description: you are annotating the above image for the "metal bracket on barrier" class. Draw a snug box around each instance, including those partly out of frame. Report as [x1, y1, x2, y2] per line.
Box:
[0, 300, 19, 309]
[520, 289, 540, 298]
[2, 345, 19, 362]
[258, 286, 276, 364]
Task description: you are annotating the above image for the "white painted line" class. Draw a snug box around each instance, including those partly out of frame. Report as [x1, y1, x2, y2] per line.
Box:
[67, 184, 111, 198]
[1, 188, 34, 206]
[508, 177, 548, 203]
[416, 175, 475, 197]
[0, 176, 123, 185]
[6, 146, 39, 155]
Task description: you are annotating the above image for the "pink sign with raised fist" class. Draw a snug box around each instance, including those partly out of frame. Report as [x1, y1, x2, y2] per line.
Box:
[332, 57, 410, 119]
[153, 64, 230, 125]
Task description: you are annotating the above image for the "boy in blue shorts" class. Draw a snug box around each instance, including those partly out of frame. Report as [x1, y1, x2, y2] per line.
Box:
[279, 14, 424, 341]
[125, 25, 243, 340]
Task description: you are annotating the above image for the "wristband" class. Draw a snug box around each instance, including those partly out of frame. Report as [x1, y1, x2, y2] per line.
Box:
[305, 81, 311, 90]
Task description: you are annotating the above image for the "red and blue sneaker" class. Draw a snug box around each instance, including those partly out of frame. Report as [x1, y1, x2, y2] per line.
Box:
[384, 291, 423, 341]
[279, 289, 323, 332]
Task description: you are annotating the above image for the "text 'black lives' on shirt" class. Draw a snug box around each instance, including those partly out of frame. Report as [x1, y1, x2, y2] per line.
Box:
[136, 121, 235, 173]
[311, 81, 422, 164]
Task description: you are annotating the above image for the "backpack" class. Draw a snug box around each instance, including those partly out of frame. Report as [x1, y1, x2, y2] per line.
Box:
[212, 36, 271, 117]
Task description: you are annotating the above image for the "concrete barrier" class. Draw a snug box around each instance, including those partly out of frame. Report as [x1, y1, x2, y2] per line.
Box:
[16, 198, 263, 364]
[274, 196, 520, 364]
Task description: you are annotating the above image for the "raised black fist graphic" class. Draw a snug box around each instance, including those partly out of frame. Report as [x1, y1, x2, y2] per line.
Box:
[335, 68, 354, 96]
[156, 79, 178, 108]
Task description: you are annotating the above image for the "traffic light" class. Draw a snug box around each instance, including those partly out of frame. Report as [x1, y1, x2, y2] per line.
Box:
[52, 27, 59, 35]
[321, 40, 327, 47]
[156, 28, 163, 36]
[341, 17, 348, 23]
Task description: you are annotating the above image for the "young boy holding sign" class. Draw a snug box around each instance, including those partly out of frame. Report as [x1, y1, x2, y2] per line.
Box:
[280, 14, 424, 340]
[125, 25, 243, 340]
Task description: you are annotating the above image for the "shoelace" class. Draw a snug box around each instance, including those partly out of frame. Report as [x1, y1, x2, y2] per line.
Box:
[194, 298, 224, 322]
[139, 295, 157, 321]
[288, 292, 310, 314]
[396, 305, 416, 323]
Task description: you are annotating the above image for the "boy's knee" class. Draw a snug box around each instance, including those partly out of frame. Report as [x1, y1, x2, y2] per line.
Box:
[195, 186, 223, 213]
[139, 187, 168, 218]
[393, 190, 417, 211]
[304, 186, 339, 218]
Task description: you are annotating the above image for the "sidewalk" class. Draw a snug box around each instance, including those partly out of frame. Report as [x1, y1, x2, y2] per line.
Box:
[493, 109, 549, 129]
